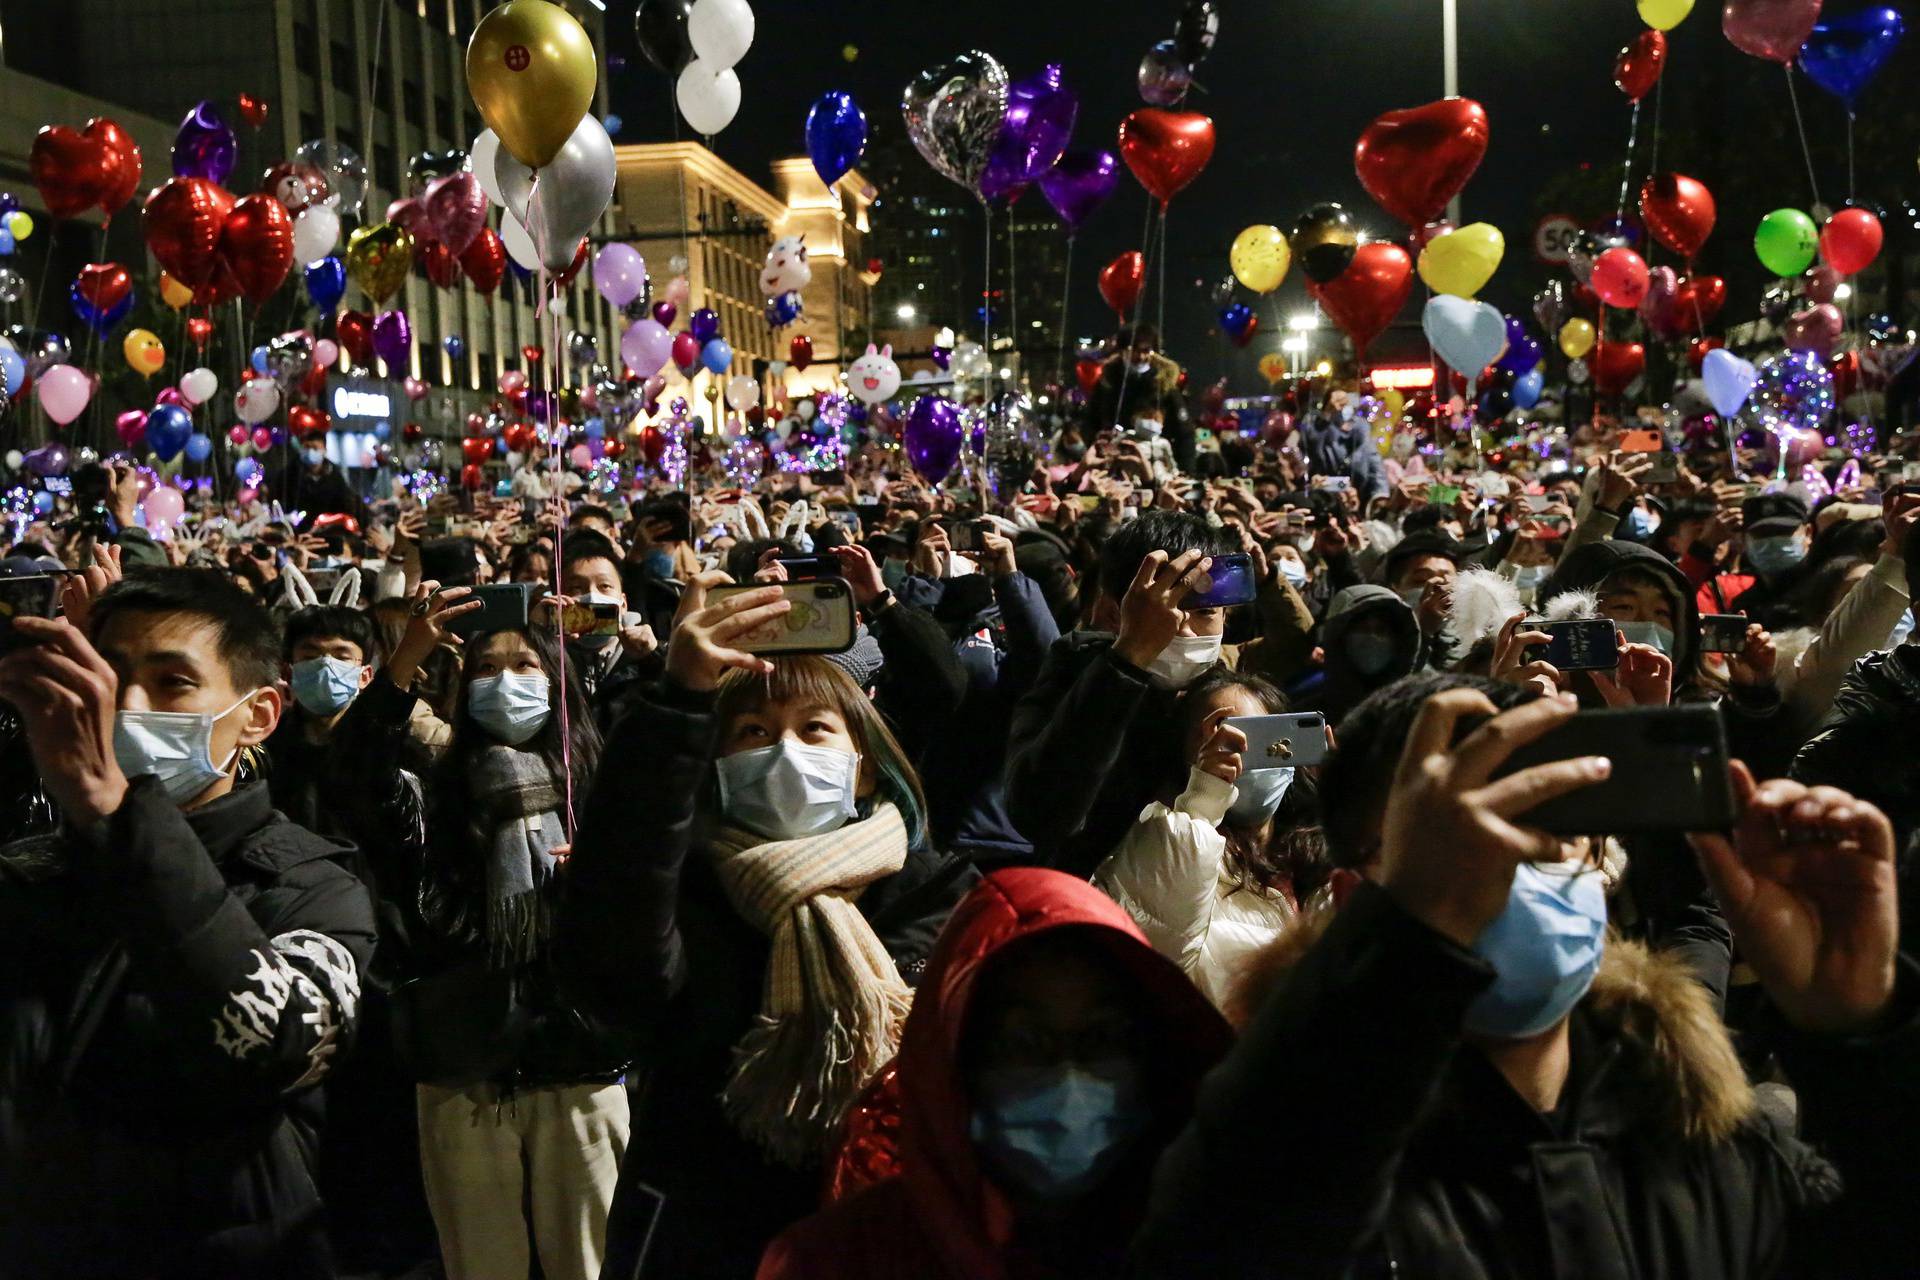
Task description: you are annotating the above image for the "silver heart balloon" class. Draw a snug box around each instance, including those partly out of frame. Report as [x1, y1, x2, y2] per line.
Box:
[902, 51, 1009, 196]
[494, 115, 617, 272]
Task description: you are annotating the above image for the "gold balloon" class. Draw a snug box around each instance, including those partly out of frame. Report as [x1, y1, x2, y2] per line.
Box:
[1230, 224, 1291, 294]
[1636, 0, 1693, 30]
[467, 0, 599, 170]
[1559, 317, 1597, 360]
[158, 272, 195, 310]
[1417, 223, 1504, 299]
[1257, 352, 1287, 384]
[1289, 203, 1360, 284]
[345, 222, 416, 304]
[123, 328, 165, 376]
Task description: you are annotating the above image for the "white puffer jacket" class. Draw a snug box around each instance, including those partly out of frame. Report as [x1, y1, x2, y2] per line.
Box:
[1094, 767, 1298, 1010]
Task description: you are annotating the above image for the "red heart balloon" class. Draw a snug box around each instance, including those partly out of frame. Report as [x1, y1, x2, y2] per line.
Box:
[218, 194, 293, 304]
[1639, 173, 1716, 260]
[460, 463, 485, 491]
[639, 426, 667, 464]
[193, 270, 242, 309]
[1099, 250, 1144, 319]
[419, 240, 460, 289]
[1829, 350, 1861, 399]
[602, 437, 625, 460]
[1672, 275, 1726, 331]
[1308, 242, 1414, 356]
[1687, 337, 1725, 372]
[142, 177, 236, 287]
[1354, 99, 1490, 226]
[288, 404, 330, 437]
[461, 437, 493, 466]
[458, 228, 506, 296]
[403, 422, 423, 442]
[74, 262, 131, 313]
[237, 93, 270, 129]
[1075, 357, 1103, 395]
[30, 118, 141, 221]
[1117, 110, 1216, 207]
[789, 334, 813, 372]
[186, 317, 214, 348]
[553, 238, 591, 290]
[522, 345, 545, 365]
[1590, 340, 1646, 397]
[337, 309, 374, 366]
[1613, 29, 1667, 102]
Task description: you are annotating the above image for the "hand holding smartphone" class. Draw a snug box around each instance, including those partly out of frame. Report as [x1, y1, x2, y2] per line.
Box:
[708, 578, 856, 654]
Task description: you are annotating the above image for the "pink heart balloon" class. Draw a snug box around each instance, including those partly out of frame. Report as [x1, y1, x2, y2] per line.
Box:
[1638, 265, 1679, 336]
[154, 387, 186, 408]
[1803, 264, 1842, 305]
[403, 376, 429, 401]
[1783, 302, 1844, 357]
[1722, 0, 1824, 63]
[115, 409, 147, 447]
[424, 172, 485, 257]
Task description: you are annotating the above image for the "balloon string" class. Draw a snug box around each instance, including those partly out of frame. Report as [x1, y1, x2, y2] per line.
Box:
[363, 0, 388, 157]
[1783, 66, 1822, 210]
[524, 167, 574, 841]
[980, 199, 993, 385]
[1846, 113, 1856, 202]
[1614, 101, 1641, 225]
[1007, 206, 1019, 362]
[1055, 234, 1074, 392]
[1156, 207, 1167, 345]
[1648, 78, 1663, 175]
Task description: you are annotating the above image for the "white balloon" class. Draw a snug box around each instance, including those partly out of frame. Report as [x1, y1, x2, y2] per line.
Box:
[4, 451, 21, 470]
[725, 375, 760, 411]
[500, 214, 541, 270]
[235, 377, 281, 425]
[292, 205, 340, 266]
[688, 0, 755, 67]
[795, 398, 816, 422]
[179, 367, 218, 406]
[846, 344, 902, 404]
[676, 60, 742, 136]
[471, 130, 506, 206]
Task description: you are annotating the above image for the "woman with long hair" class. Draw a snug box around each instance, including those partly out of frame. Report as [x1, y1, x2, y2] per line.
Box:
[558, 572, 975, 1279]
[336, 579, 628, 1280]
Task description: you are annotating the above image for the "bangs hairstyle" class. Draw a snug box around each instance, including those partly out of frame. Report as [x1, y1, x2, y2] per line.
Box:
[716, 655, 929, 847]
[90, 569, 281, 692]
[441, 626, 602, 801]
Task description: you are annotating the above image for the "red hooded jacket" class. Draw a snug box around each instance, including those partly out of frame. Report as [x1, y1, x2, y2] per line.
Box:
[757, 867, 1234, 1280]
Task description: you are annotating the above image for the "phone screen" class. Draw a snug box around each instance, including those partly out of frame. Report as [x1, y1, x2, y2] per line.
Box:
[711, 579, 857, 654]
[1185, 553, 1257, 608]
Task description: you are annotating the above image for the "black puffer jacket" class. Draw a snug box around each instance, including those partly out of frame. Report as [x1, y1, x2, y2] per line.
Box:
[0, 778, 376, 1280]
[1794, 644, 1920, 849]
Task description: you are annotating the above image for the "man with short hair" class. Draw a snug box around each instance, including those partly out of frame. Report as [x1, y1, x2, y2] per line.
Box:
[1083, 324, 1194, 470]
[268, 604, 378, 838]
[557, 530, 660, 725]
[1298, 387, 1387, 502]
[0, 569, 375, 1278]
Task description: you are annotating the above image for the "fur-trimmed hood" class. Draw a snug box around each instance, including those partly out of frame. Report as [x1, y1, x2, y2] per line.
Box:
[1226, 907, 1756, 1144]
[1097, 350, 1185, 396]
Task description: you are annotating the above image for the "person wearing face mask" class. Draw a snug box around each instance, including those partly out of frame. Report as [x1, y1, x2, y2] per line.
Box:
[266, 605, 377, 839]
[1081, 325, 1193, 471]
[556, 575, 976, 1280]
[1005, 511, 1239, 878]
[1133, 672, 1920, 1279]
[555, 532, 661, 727]
[278, 430, 368, 532]
[1095, 672, 1329, 1009]
[1376, 530, 1464, 668]
[1291, 583, 1421, 723]
[1297, 387, 1387, 503]
[1695, 492, 1814, 621]
[0, 570, 376, 1279]
[333, 582, 629, 1280]
[758, 868, 1232, 1280]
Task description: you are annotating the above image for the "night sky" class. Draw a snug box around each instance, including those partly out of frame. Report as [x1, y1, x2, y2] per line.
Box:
[609, 0, 1918, 386]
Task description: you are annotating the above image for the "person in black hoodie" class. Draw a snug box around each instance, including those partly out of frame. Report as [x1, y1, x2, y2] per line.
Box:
[0, 570, 374, 1279]
[266, 604, 378, 839]
[1005, 510, 1238, 878]
[1289, 583, 1423, 725]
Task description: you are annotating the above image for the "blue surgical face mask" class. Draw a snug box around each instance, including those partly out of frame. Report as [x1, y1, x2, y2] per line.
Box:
[113, 689, 262, 806]
[715, 739, 860, 841]
[1512, 564, 1551, 594]
[467, 670, 551, 746]
[1132, 418, 1164, 440]
[1463, 861, 1608, 1040]
[1616, 619, 1674, 657]
[1277, 558, 1309, 589]
[1348, 632, 1398, 677]
[1622, 507, 1658, 540]
[970, 1062, 1148, 1200]
[1227, 766, 1295, 826]
[290, 655, 364, 716]
[302, 446, 325, 467]
[1747, 533, 1805, 575]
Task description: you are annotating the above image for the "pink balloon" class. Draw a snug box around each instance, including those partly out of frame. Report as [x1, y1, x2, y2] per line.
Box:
[671, 330, 702, 375]
[500, 370, 528, 396]
[154, 387, 187, 409]
[403, 376, 428, 401]
[1722, 0, 1824, 63]
[228, 424, 249, 445]
[142, 485, 186, 529]
[252, 425, 274, 451]
[595, 243, 648, 309]
[568, 443, 593, 469]
[1804, 264, 1842, 305]
[35, 365, 92, 426]
[115, 409, 147, 447]
[424, 171, 486, 256]
[312, 338, 339, 369]
[621, 319, 674, 378]
[663, 275, 691, 307]
[385, 196, 436, 245]
[1783, 302, 1844, 357]
[1638, 266, 1678, 334]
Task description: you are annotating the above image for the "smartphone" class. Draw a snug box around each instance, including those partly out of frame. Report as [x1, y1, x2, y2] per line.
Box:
[1428, 483, 1462, 507]
[1536, 514, 1572, 535]
[1074, 494, 1103, 513]
[305, 567, 341, 597]
[1700, 614, 1750, 654]
[0, 575, 59, 652]
[446, 582, 535, 639]
[1892, 483, 1920, 502]
[557, 599, 622, 638]
[776, 555, 838, 580]
[856, 495, 881, 509]
[1185, 553, 1258, 608]
[1523, 493, 1555, 513]
[1491, 705, 1736, 834]
[1228, 711, 1330, 768]
[1314, 476, 1353, 492]
[709, 578, 857, 654]
[1523, 618, 1620, 671]
[1643, 453, 1681, 484]
[830, 510, 863, 536]
[1619, 428, 1664, 453]
[945, 519, 987, 553]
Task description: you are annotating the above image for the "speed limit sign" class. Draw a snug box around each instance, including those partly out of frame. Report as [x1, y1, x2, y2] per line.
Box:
[1533, 214, 1580, 265]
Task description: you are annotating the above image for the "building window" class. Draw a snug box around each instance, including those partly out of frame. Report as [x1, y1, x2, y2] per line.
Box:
[403, 80, 425, 126]
[330, 40, 355, 92]
[374, 144, 398, 186]
[294, 24, 320, 75]
[300, 111, 323, 145]
[434, 96, 454, 131]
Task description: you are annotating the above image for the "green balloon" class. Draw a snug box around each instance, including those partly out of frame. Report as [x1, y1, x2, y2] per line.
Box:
[1755, 208, 1818, 278]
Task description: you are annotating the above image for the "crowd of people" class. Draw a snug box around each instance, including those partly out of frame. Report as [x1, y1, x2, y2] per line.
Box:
[2, 323, 1918, 1280]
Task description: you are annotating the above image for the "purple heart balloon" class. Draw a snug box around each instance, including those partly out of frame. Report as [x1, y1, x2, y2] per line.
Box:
[903, 395, 963, 485]
[689, 308, 720, 344]
[652, 300, 678, 327]
[978, 64, 1078, 206]
[372, 309, 412, 370]
[930, 345, 952, 371]
[1038, 149, 1120, 234]
[171, 100, 237, 185]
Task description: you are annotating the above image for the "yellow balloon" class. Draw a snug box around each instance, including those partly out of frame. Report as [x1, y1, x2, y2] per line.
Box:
[1382, 388, 1406, 419]
[1257, 352, 1287, 384]
[158, 273, 195, 310]
[1559, 317, 1597, 360]
[1417, 223, 1504, 298]
[1636, 0, 1694, 30]
[5, 211, 33, 241]
[123, 328, 165, 376]
[467, 0, 599, 170]
[1230, 224, 1290, 294]
[345, 222, 416, 304]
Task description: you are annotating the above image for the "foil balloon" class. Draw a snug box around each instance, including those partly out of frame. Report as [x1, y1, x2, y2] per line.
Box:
[219, 194, 295, 304]
[1175, 0, 1221, 66]
[467, 0, 598, 169]
[790, 334, 814, 372]
[1613, 30, 1667, 101]
[847, 343, 901, 404]
[1723, 0, 1826, 62]
[1137, 40, 1192, 107]
[1218, 303, 1259, 347]
[1099, 250, 1145, 318]
[901, 51, 1009, 195]
[1783, 302, 1844, 357]
[1639, 173, 1717, 260]
[806, 91, 868, 187]
[1038, 149, 1120, 234]
[1353, 98, 1490, 226]
[292, 138, 366, 213]
[305, 255, 347, 310]
[902, 394, 963, 484]
[979, 64, 1077, 206]
[337, 310, 374, 366]
[1639, 265, 1679, 335]
[1702, 348, 1759, 418]
[142, 177, 236, 287]
[1117, 109, 1215, 207]
[1308, 242, 1413, 356]
[1420, 296, 1506, 386]
[170, 101, 237, 185]
[345, 222, 415, 303]
[1799, 7, 1906, 108]
[29, 117, 142, 221]
[1673, 274, 1727, 330]
[1590, 340, 1647, 397]
[459, 228, 507, 295]
[73, 262, 131, 315]
[1290, 203, 1361, 284]
[372, 309, 412, 369]
[423, 170, 486, 255]
[1416, 223, 1503, 298]
[409, 148, 469, 189]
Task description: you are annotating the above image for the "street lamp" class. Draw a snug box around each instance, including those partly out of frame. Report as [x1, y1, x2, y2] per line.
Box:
[1287, 312, 1319, 332]
[896, 303, 917, 321]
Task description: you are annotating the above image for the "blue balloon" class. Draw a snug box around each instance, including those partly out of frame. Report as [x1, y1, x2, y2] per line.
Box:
[145, 405, 194, 462]
[764, 291, 803, 328]
[31, 490, 53, 515]
[583, 416, 605, 439]
[235, 456, 264, 485]
[372, 420, 391, 440]
[444, 334, 466, 360]
[1799, 7, 1905, 110]
[69, 282, 134, 337]
[1217, 302, 1257, 344]
[250, 345, 270, 374]
[1513, 365, 1545, 411]
[806, 91, 868, 186]
[700, 337, 733, 376]
[0, 345, 23, 396]
[305, 256, 348, 312]
[603, 113, 624, 136]
[0, 227, 14, 256]
[184, 432, 213, 463]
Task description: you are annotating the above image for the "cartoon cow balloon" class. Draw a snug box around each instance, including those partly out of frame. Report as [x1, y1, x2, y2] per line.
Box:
[759, 235, 812, 297]
[846, 343, 901, 405]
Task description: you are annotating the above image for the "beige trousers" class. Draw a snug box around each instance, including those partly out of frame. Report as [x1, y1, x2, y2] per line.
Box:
[416, 1080, 630, 1280]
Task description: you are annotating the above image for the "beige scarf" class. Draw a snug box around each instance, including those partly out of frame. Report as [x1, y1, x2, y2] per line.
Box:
[707, 803, 914, 1165]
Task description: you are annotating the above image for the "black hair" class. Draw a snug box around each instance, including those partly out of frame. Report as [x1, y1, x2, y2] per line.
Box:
[570, 503, 616, 531]
[91, 569, 281, 692]
[1782, 554, 1871, 628]
[1400, 503, 1453, 536]
[726, 537, 800, 584]
[420, 536, 484, 587]
[1652, 497, 1718, 559]
[559, 529, 621, 577]
[1096, 509, 1236, 604]
[1117, 323, 1160, 350]
[282, 604, 377, 663]
[638, 498, 692, 543]
[439, 625, 602, 804]
[1318, 670, 1532, 868]
[1014, 538, 1080, 633]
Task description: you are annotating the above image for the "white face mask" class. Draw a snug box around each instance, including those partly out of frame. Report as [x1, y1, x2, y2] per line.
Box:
[468, 670, 551, 745]
[1144, 633, 1223, 690]
[1132, 360, 1153, 375]
[1277, 558, 1309, 588]
[114, 689, 262, 806]
[1890, 609, 1915, 649]
[1133, 418, 1164, 439]
[716, 740, 861, 841]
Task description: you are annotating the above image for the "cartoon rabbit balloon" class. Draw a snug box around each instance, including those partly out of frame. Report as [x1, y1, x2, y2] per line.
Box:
[760, 235, 811, 296]
[846, 343, 900, 404]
